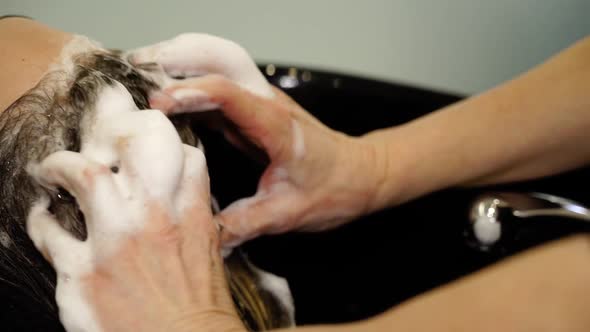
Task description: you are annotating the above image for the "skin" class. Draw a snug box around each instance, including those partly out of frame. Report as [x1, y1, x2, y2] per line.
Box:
[0, 17, 72, 112]
[147, 35, 590, 247]
[152, 82, 373, 246]
[364, 35, 590, 210]
[140, 34, 590, 331]
[0, 19, 239, 332]
[3, 19, 590, 331]
[29, 140, 244, 332]
[275, 234, 590, 332]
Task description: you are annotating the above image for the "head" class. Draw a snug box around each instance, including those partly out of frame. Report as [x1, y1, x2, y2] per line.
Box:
[0, 17, 292, 331]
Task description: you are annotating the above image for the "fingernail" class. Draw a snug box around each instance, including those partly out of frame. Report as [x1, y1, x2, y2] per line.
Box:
[171, 89, 220, 111]
[171, 88, 208, 100]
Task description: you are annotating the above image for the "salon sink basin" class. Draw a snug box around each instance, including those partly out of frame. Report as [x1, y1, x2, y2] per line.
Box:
[199, 64, 590, 325]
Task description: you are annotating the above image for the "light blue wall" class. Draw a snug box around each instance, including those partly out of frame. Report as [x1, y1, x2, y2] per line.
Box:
[4, 0, 590, 94]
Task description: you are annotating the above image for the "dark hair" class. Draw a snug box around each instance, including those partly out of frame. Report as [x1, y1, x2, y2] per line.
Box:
[0, 50, 291, 331]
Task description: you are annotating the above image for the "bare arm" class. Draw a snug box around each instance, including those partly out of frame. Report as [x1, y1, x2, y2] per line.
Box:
[120, 36, 590, 331]
[272, 235, 590, 332]
[366, 36, 590, 211]
[135, 35, 590, 245]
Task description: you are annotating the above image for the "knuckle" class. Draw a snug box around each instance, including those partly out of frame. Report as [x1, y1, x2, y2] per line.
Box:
[154, 224, 184, 250]
[196, 217, 220, 245]
[209, 231, 221, 250]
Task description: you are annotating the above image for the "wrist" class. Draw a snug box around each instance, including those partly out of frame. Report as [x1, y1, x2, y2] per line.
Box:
[349, 131, 402, 215]
[168, 308, 247, 332]
[357, 128, 412, 213]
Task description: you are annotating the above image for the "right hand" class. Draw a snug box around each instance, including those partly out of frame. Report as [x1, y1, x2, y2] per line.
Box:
[130, 34, 386, 247]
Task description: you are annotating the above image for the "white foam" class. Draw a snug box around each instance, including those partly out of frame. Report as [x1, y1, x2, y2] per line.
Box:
[251, 265, 295, 325]
[47, 35, 103, 87]
[27, 82, 203, 332]
[81, 83, 188, 238]
[0, 231, 11, 248]
[291, 120, 306, 160]
[129, 33, 274, 99]
[26, 33, 297, 332]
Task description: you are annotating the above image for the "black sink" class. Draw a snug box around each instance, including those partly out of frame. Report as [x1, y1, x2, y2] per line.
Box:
[200, 64, 590, 325]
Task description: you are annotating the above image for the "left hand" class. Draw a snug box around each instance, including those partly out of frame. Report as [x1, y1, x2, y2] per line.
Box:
[27, 105, 245, 332]
[128, 33, 385, 248]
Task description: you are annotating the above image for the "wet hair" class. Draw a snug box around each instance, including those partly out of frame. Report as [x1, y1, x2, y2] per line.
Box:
[0, 50, 290, 331]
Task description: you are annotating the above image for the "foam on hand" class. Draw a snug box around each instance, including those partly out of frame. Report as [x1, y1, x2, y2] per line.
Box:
[27, 82, 209, 332]
[129, 33, 274, 99]
[26, 32, 298, 332]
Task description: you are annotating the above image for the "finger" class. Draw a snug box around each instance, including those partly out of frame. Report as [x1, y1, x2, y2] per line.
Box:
[126, 39, 166, 65]
[175, 144, 211, 220]
[29, 151, 117, 211]
[216, 191, 296, 248]
[27, 197, 89, 275]
[171, 144, 217, 275]
[158, 75, 266, 121]
[150, 88, 220, 115]
[155, 75, 292, 157]
[173, 148, 224, 300]
[115, 110, 185, 201]
[271, 86, 302, 109]
[222, 125, 269, 164]
[129, 33, 273, 98]
[29, 151, 124, 235]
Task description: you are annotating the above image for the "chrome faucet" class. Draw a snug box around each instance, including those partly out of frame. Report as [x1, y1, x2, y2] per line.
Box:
[467, 192, 590, 250]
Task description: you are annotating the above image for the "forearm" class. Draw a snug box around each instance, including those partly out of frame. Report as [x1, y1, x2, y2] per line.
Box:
[363, 36, 590, 210]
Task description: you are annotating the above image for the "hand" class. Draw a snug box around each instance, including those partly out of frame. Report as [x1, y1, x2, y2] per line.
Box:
[26, 102, 245, 332]
[129, 34, 385, 247]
